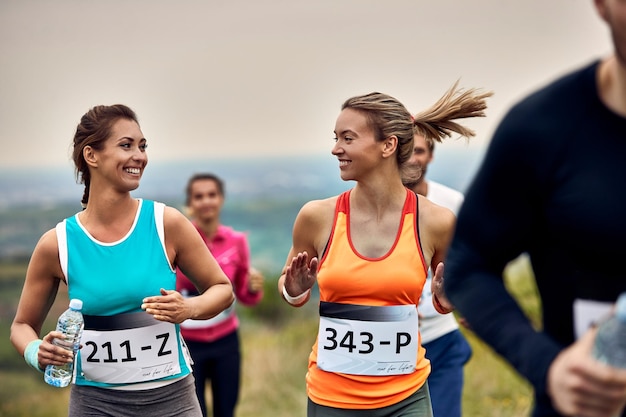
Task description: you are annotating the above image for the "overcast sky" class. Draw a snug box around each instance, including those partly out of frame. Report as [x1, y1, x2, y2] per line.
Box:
[0, 0, 613, 170]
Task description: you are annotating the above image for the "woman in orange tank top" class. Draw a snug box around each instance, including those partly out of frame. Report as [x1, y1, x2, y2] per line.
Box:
[277, 83, 491, 416]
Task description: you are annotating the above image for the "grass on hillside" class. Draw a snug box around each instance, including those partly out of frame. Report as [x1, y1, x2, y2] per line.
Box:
[1, 255, 540, 417]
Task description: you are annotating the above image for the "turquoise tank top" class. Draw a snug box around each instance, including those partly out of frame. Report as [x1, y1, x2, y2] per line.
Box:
[56, 199, 192, 388]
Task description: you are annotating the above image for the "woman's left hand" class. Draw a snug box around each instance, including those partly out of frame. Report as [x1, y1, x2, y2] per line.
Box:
[248, 267, 264, 293]
[431, 262, 455, 314]
[142, 288, 191, 324]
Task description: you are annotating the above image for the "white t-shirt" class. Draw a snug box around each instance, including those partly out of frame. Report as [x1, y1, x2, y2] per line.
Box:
[419, 180, 464, 344]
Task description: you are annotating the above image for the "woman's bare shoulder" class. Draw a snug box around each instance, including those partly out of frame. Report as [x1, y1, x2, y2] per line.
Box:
[293, 196, 339, 253]
[36, 228, 60, 257]
[300, 196, 338, 215]
[162, 204, 188, 226]
[296, 196, 339, 227]
[29, 228, 65, 281]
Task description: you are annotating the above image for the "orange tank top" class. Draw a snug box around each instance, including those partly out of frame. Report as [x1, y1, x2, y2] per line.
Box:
[307, 189, 430, 409]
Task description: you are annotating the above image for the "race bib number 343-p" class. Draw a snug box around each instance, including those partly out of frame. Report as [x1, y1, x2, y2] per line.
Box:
[317, 302, 418, 376]
[80, 311, 181, 384]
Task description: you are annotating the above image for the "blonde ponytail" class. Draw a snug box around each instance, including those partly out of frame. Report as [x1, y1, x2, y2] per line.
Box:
[412, 80, 493, 143]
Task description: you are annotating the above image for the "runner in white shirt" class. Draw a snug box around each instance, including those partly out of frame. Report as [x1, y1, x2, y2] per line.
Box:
[405, 131, 472, 417]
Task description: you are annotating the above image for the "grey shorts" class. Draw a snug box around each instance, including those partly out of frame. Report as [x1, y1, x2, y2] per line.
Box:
[307, 382, 433, 417]
[68, 374, 202, 417]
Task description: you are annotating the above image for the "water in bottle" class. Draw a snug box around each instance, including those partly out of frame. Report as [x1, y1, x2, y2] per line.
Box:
[591, 293, 626, 417]
[44, 298, 84, 387]
[592, 292, 626, 368]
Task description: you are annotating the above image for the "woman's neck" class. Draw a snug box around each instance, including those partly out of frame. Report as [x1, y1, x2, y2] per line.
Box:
[78, 192, 138, 242]
[195, 217, 220, 238]
[82, 190, 136, 223]
[352, 177, 407, 216]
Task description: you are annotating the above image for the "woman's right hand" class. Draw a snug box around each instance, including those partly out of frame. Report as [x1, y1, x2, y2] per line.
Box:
[40, 331, 74, 367]
[283, 251, 317, 296]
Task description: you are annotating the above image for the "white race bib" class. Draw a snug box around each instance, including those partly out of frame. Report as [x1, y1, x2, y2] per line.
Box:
[80, 312, 181, 384]
[317, 302, 418, 376]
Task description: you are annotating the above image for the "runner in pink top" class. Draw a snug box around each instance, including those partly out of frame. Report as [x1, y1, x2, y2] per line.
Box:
[176, 173, 264, 417]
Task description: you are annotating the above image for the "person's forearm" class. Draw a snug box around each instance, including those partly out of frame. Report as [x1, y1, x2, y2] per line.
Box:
[190, 282, 235, 320]
[10, 321, 40, 356]
[446, 267, 560, 391]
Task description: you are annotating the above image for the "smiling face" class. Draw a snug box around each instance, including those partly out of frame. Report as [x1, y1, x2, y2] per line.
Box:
[406, 134, 433, 184]
[187, 178, 224, 222]
[332, 108, 385, 182]
[87, 118, 148, 193]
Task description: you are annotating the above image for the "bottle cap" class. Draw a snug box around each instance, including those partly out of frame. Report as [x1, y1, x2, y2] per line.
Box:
[615, 293, 626, 322]
[69, 299, 83, 310]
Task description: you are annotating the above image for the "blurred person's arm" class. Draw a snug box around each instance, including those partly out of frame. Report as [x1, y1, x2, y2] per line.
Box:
[234, 234, 263, 305]
[444, 105, 561, 397]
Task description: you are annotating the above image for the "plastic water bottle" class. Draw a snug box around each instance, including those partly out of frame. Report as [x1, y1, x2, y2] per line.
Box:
[590, 293, 626, 417]
[593, 293, 626, 368]
[44, 299, 84, 387]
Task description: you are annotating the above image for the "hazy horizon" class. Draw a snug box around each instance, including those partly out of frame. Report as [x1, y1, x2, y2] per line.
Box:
[0, 146, 484, 210]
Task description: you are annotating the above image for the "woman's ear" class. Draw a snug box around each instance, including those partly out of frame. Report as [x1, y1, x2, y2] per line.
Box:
[382, 135, 398, 158]
[83, 146, 97, 167]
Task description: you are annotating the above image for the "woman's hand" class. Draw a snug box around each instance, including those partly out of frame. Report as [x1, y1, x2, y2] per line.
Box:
[431, 262, 455, 314]
[142, 288, 192, 324]
[248, 267, 265, 293]
[283, 251, 317, 298]
[39, 331, 75, 368]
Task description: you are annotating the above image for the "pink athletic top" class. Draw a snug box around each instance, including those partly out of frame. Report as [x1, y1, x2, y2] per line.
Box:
[176, 224, 262, 342]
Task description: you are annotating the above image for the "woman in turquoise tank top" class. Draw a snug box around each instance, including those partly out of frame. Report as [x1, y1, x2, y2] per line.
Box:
[10, 104, 234, 416]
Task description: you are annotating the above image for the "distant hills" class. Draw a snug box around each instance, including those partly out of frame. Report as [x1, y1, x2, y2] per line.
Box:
[0, 155, 349, 209]
[0, 150, 484, 207]
[0, 150, 485, 270]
